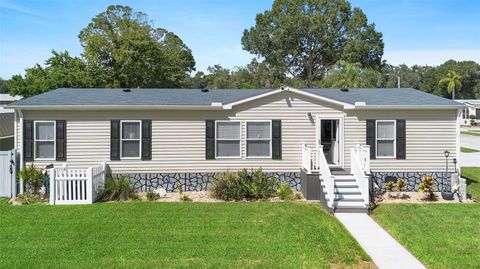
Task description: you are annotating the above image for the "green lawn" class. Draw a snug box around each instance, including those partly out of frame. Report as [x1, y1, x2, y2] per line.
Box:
[373, 204, 480, 269]
[462, 167, 480, 201]
[0, 202, 373, 269]
[461, 130, 480, 136]
[461, 147, 480, 153]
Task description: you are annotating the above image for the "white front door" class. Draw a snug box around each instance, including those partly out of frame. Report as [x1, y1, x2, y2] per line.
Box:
[317, 117, 343, 167]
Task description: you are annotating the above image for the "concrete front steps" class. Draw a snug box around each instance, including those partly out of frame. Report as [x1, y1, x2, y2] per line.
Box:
[321, 174, 368, 213]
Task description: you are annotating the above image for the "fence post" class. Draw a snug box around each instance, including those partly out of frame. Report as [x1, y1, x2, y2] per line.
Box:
[48, 168, 55, 205]
[86, 167, 93, 204]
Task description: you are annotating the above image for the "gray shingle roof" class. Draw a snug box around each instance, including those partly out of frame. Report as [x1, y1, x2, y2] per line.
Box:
[305, 88, 462, 106]
[0, 113, 14, 137]
[9, 88, 273, 107]
[8, 87, 462, 108]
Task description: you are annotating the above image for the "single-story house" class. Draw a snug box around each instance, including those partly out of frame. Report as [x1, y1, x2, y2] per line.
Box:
[0, 94, 22, 150]
[456, 99, 480, 126]
[8, 87, 464, 212]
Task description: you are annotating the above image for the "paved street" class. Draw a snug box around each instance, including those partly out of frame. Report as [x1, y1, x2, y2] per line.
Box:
[460, 133, 480, 167]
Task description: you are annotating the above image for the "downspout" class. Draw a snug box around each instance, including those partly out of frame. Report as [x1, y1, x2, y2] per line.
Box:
[17, 109, 24, 194]
[456, 108, 461, 175]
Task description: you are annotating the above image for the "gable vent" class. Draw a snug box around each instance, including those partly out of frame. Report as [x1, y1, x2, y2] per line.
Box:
[123, 88, 131, 92]
[341, 88, 349, 92]
[201, 88, 209, 93]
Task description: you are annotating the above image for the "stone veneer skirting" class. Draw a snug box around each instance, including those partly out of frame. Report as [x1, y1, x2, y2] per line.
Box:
[114, 172, 301, 192]
[372, 172, 451, 192]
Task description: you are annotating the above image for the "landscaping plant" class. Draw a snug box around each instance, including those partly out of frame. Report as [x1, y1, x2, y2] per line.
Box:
[276, 181, 294, 200]
[146, 191, 158, 201]
[396, 179, 407, 192]
[15, 193, 43, 205]
[385, 181, 395, 193]
[210, 169, 276, 201]
[18, 164, 44, 194]
[101, 176, 137, 201]
[419, 175, 435, 200]
[175, 183, 191, 202]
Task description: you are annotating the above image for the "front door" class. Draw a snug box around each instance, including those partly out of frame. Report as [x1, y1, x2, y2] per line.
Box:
[318, 118, 342, 166]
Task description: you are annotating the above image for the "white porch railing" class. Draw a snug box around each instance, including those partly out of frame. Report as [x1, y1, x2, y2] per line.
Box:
[350, 145, 370, 206]
[302, 143, 334, 207]
[49, 162, 106, 205]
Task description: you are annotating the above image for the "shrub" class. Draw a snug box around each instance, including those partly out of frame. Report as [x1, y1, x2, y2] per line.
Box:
[385, 181, 395, 192]
[18, 164, 44, 194]
[419, 175, 435, 200]
[16, 193, 43, 205]
[276, 181, 294, 200]
[179, 193, 192, 202]
[396, 179, 407, 192]
[146, 191, 158, 201]
[210, 169, 276, 201]
[101, 176, 136, 201]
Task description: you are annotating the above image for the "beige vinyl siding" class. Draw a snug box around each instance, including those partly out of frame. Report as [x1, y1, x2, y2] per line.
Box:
[18, 91, 457, 173]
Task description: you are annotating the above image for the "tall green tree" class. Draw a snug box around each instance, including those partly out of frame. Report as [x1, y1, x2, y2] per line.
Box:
[0, 78, 7, 94]
[79, 5, 195, 88]
[242, 0, 384, 87]
[439, 70, 462, 100]
[8, 51, 95, 97]
[319, 61, 382, 88]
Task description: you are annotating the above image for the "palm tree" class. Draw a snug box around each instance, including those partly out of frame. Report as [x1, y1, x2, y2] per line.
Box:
[439, 70, 462, 99]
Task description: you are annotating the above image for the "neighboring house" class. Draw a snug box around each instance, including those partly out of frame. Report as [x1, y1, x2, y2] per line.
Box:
[8, 87, 463, 212]
[456, 99, 480, 126]
[0, 94, 22, 150]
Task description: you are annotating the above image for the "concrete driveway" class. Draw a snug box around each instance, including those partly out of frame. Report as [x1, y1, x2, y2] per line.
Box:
[460, 133, 480, 167]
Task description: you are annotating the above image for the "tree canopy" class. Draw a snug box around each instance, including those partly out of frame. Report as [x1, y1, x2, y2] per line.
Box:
[439, 70, 462, 99]
[242, 0, 384, 87]
[319, 61, 382, 88]
[8, 51, 95, 97]
[79, 5, 195, 88]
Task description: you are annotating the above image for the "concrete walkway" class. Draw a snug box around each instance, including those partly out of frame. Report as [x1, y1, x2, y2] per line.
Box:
[336, 213, 426, 269]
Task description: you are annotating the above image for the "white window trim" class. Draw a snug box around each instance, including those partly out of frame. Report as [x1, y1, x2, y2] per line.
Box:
[215, 120, 242, 159]
[245, 120, 272, 158]
[34, 120, 56, 161]
[315, 115, 345, 168]
[120, 120, 142, 160]
[376, 120, 396, 159]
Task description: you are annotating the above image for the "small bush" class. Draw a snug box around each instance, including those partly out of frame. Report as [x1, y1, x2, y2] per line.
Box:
[179, 193, 192, 202]
[146, 191, 158, 201]
[101, 176, 136, 201]
[18, 164, 44, 194]
[396, 179, 407, 192]
[276, 181, 294, 200]
[385, 181, 395, 192]
[419, 175, 435, 200]
[16, 193, 43, 205]
[210, 169, 276, 201]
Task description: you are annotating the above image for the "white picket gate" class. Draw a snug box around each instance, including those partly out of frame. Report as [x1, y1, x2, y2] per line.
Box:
[49, 162, 106, 205]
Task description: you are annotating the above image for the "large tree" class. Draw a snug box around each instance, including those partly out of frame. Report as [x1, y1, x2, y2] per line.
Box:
[79, 5, 195, 88]
[8, 51, 95, 97]
[242, 0, 384, 87]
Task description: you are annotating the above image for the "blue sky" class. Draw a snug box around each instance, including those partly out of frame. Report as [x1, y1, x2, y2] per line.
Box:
[0, 0, 479, 79]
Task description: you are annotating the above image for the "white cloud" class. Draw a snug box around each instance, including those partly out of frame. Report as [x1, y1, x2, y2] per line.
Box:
[384, 49, 480, 66]
[0, 0, 40, 16]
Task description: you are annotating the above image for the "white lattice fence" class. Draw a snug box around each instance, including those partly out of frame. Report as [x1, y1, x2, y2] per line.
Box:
[49, 162, 106, 205]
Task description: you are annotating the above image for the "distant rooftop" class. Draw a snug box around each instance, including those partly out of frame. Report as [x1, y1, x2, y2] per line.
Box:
[8, 87, 462, 109]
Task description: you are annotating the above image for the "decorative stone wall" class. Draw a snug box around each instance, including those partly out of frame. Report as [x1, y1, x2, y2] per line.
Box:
[372, 172, 451, 192]
[114, 172, 301, 192]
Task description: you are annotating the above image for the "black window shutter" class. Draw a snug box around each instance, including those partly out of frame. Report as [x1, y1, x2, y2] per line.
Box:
[366, 120, 376, 160]
[56, 120, 67, 161]
[23, 120, 34, 161]
[141, 120, 152, 160]
[272, 120, 282, 159]
[110, 120, 120, 160]
[396, 119, 406, 159]
[205, 120, 215, 159]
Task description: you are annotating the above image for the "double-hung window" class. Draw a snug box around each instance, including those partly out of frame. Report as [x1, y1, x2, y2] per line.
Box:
[121, 120, 141, 159]
[216, 121, 241, 158]
[376, 120, 396, 158]
[246, 121, 271, 157]
[34, 121, 55, 160]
